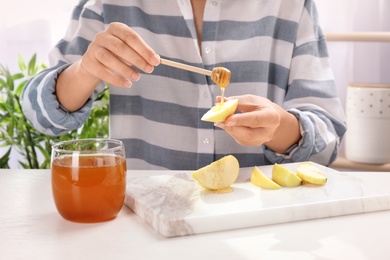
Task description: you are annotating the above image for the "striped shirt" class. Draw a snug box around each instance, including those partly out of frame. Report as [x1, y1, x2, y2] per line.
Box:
[21, 0, 347, 170]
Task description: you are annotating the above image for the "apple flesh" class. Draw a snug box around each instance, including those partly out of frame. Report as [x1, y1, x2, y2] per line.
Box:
[250, 166, 281, 190]
[191, 155, 239, 190]
[201, 99, 238, 123]
[272, 163, 302, 187]
[296, 162, 327, 185]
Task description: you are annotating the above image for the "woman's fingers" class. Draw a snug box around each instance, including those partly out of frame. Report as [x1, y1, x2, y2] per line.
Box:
[222, 122, 274, 146]
[81, 40, 136, 88]
[106, 22, 160, 69]
[214, 94, 282, 146]
[81, 22, 160, 88]
[225, 108, 280, 128]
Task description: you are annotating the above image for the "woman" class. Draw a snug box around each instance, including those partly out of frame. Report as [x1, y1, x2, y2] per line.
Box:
[21, 0, 346, 170]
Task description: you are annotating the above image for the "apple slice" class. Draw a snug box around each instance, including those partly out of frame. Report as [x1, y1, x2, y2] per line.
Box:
[201, 99, 238, 123]
[191, 155, 239, 190]
[272, 163, 302, 187]
[250, 166, 281, 190]
[296, 162, 327, 185]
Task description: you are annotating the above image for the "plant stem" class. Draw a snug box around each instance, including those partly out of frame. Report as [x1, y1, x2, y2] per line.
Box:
[15, 96, 38, 169]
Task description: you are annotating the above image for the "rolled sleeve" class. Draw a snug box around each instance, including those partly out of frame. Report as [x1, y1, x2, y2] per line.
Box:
[264, 109, 316, 164]
[21, 63, 93, 136]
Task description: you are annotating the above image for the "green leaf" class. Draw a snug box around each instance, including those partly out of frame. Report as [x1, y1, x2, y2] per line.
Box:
[12, 73, 24, 81]
[3, 68, 14, 91]
[36, 144, 51, 162]
[7, 120, 14, 138]
[18, 54, 27, 71]
[15, 79, 28, 96]
[19, 161, 30, 169]
[27, 54, 37, 76]
[0, 148, 11, 168]
[0, 77, 6, 87]
[0, 103, 7, 111]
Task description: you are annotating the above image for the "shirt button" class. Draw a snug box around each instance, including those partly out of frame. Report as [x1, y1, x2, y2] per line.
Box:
[212, 1, 218, 6]
[203, 138, 210, 144]
[204, 47, 211, 54]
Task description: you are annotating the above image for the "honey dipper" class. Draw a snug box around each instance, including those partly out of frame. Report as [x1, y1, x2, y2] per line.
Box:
[160, 58, 231, 88]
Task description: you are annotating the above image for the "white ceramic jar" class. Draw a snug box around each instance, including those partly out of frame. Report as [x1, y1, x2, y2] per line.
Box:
[345, 83, 390, 164]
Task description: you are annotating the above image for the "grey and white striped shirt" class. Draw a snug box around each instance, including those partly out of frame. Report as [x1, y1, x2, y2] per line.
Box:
[21, 0, 347, 170]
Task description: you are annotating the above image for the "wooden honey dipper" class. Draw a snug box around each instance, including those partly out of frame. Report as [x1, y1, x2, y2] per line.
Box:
[160, 58, 231, 88]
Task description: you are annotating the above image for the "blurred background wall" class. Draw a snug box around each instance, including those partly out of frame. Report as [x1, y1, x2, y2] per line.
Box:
[316, 0, 390, 106]
[0, 0, 78, 71]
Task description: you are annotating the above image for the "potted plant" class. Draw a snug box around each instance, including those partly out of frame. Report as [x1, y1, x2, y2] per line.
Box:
[0, 54, 109, 169]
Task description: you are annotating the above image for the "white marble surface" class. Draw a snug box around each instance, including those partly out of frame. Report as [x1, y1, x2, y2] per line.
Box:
[125, 162, 390, 237]
[2, 169, 390, 259]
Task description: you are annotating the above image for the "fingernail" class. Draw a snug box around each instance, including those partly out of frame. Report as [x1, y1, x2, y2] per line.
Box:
[214, 122, 225, 128]
[123, 80, 132, 88]
[225, 121, 235, 127]
[151, 54, 161, 65]
[131, 72, 140, 81]
[145, 64, 154, 74]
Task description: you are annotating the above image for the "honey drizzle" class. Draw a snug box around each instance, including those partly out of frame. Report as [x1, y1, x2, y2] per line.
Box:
[211, 67, 231, 105]
[211, 186, 233, 194]
[220, 87, 225, 104]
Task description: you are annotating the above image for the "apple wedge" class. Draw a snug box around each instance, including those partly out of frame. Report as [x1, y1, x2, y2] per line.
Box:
[191, 155, 239, 190]
[250, 166, 281, 190]
[201, 99, 238, 123]
[296, 162, 327, 185]
[272, 163, 302, 187]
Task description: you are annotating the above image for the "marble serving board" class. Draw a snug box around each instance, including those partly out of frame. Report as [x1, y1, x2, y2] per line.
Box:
[124, 162, 390, 237]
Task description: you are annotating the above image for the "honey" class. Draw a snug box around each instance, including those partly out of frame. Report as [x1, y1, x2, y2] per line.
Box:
[211, 187, 234, 194]
[211, 67, 231, 104]
[51, 154, 126, 223]
[211, 67, 231, 88]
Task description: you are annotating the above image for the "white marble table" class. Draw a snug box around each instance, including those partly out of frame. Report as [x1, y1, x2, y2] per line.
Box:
[1, 169, 390, 260]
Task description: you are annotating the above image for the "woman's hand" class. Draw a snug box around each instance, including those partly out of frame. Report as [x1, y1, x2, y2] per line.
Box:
[80, 22, 161, 88]
[214, 94, 301, 154]
[57, 22, 161, 112]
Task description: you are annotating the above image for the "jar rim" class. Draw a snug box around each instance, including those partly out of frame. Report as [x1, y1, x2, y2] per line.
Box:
[52, 138, 123, 153]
